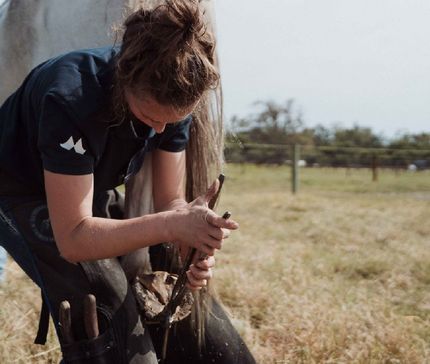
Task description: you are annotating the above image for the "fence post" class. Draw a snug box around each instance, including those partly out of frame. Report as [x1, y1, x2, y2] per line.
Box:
[372, 154, 378, 182]
[292, 144, 300, 194]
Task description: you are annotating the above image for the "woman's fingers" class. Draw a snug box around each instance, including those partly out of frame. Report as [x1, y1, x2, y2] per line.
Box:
[203, 235, 223, 250]
[193, 211, 236, 252]
[208, 225, 224, 241]
[186, 261, 214, 290]
[190, 263, 213, 280]
[192, 224, 231, 254]
[198, 244, 216, 256]
[186, 245, 216, 290]
[195, 255, 215, 269]
[206, 211, 239, 230]
[186, 270, 208, 290]
[207, 227, 230, 240]
[169, 201, 238, 254]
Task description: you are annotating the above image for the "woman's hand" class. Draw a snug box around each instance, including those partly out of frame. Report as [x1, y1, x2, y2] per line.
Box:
[164, 180, 239, 256]
[186, 255, 215, 291]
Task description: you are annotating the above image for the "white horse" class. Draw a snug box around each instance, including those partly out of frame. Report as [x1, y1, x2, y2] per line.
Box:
[0, 0, 129, 103]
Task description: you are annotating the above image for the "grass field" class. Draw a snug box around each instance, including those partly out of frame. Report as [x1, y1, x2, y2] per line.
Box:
[1, 165, 430, 363]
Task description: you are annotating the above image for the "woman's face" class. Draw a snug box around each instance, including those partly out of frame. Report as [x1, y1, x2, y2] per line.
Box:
[125, 91, 196, 133]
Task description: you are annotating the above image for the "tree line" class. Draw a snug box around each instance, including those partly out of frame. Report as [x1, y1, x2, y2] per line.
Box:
[225, 100, 430, 168]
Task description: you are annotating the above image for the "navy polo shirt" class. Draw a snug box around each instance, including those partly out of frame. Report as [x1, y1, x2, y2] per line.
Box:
[0, 47, 191, 195]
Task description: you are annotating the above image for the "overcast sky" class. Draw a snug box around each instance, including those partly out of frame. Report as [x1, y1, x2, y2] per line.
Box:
[214, 0, 430, 138]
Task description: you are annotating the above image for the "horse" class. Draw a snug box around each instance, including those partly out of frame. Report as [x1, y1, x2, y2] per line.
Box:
[0, 0, 127, 103]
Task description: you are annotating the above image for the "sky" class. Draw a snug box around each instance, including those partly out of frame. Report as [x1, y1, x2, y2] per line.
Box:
[214, 0, 430, 139]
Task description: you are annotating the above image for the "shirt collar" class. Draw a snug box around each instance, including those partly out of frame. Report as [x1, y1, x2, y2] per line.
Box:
[130, 119, 156, 140]
[111, 119, 155, 142]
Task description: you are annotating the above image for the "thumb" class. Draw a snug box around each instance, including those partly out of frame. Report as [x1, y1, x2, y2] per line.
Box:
[205, 178, 220, 206]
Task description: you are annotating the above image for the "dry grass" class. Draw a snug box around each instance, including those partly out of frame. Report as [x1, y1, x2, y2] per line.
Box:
[1, 165, 430, 363]
[215, 165, 430, 363]
[0, 261, 60, 363]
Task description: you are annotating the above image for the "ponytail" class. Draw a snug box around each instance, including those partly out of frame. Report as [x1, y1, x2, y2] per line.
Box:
[115, 0, 219, 110]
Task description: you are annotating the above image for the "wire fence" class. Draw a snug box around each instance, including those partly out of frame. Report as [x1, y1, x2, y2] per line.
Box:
[225, 142, 430, 170]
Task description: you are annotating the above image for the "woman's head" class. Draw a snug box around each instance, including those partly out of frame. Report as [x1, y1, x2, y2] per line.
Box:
[115, 0, 219, 125]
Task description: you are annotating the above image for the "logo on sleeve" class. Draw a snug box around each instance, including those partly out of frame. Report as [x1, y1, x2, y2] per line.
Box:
[60, 136, 86, 155]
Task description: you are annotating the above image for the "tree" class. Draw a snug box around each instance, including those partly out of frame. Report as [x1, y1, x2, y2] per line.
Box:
[332, 124, 383, 148]
[312, 124, 333, 146]
[228, 99, 306, 145]
[389, 132, 430, 149]
[225, 98, 430, 166]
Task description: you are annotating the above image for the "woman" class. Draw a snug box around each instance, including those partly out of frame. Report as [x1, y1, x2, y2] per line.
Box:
[0, 0, 255, 363]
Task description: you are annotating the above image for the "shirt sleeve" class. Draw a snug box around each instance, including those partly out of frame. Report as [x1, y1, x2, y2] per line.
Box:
[158, 115, 192, 152]
[37, 94, 95, 175]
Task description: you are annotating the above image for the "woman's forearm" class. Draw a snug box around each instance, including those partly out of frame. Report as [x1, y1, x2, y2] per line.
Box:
[59, 198, 188, 263]
[156, 198, 190, 261]
[61, 211, 172, 263]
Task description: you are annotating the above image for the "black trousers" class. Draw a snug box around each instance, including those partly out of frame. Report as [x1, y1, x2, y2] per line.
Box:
[0, 192, 256, 364]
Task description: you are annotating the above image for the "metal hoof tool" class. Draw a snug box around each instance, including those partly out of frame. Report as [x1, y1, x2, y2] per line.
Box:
[59, 294, 100, 344]
[84, 294, 99, 339]
[59, 300, 74, 344]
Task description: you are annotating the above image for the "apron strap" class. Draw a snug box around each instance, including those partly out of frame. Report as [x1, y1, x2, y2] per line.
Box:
[34, 290, 50, 345]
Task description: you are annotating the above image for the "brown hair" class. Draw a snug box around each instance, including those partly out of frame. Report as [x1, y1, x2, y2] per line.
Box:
[115, 0, 219, 111]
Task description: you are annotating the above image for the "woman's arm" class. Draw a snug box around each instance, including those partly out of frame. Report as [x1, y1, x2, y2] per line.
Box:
[44, 151, 237, 264]
[151, 149, 188, 212]
[44, 170, 172, 262]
